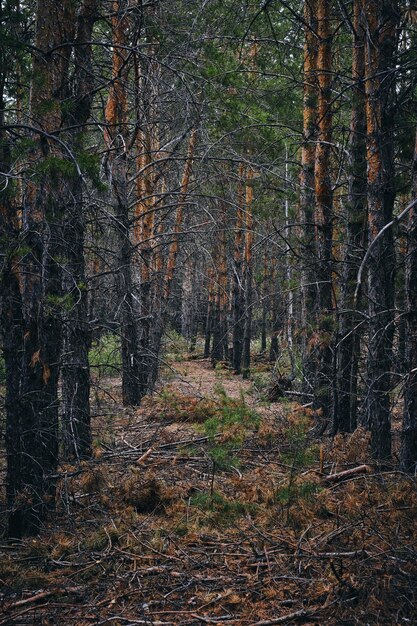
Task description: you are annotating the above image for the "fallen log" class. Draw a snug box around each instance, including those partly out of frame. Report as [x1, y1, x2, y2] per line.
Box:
[322, 464, 371, 485]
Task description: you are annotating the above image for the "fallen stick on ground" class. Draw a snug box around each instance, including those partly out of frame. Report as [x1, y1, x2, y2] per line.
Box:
[4, 587, 83, 610]
[251, 609, 319, 625]
[322, 464, 371, 484]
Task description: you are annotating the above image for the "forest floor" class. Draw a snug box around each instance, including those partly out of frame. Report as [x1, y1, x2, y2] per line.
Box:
[1, 344, 417, 625]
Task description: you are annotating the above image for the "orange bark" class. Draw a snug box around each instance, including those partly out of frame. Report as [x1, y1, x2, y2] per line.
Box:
[104, 0, 129, 146]
[314, 0, 333, 285]
[300, 0, 318, 202]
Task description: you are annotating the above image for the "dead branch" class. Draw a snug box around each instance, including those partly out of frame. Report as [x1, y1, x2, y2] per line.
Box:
[250, 609, 320, 625]
[322, 464, 371, 484]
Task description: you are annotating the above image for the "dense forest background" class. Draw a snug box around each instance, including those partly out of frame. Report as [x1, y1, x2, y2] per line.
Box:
[1, 1, 417, 623]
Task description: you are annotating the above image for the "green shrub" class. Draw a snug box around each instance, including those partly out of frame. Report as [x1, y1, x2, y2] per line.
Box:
[213, 382, 259, 428]
[276, 415, 320, 521]
[202, 384, 259, 470]
[89, 333, 121, 376]
[190, 490, 250, 525]
[163, 329, 188, 362]
[280, 417, 318, 470]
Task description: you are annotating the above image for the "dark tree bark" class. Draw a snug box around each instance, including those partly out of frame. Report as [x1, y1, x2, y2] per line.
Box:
[300, 0, 319, 388]
[0, 4, 25, 537]
[211, 202, 229, 366]
[61, 0, 99, 461]
[134, 47, 160, 399]
[362, 0, 399, 459]
[401, 134, 417, 471]
[105, 0, 141, 406]
[204, 267, 214, 358]
[313, 0, 334, 418]
[260, 253, 268, 354]
[242, 170, 254, 374]
[269, 264, 282, 363]
[333, 0, 367, 434]
[10, 0, 77, 536]
[232, 164, 245, 373]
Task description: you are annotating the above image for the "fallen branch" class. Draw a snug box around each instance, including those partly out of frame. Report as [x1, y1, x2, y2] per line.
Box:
[191, 615, 236, 623]
[5, 587, 83, 610]
[283, 390, 314, 398]
[322, 464, 371, 484]
[135, 447, 154, 464]
[251, 609, 319, 625]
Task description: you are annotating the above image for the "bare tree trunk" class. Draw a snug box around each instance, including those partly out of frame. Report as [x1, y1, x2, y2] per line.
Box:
[0, 8, 25, 536]
[134, 46, 160, 398]
[313, 0, 334, 418]
[105, 0, 141, 406]
[260, 253, 268, 354]
[333, 0, 367, 434]
[14, 0, 76, 536]
[269, 263, 282, 362]
[181, 256, 197, 349]
[232, 164, 245, 372]
[362, 0, 399, 459]
[61, 0, 99, 461]
[401, 131, 417, 471]
[300, 0, 318, 388]
[164, 129, 197, 299]
[148, 129, 197, 386]
[204, 267, 215, 358]
[284, 149, 294, 364]
[212, 202, 229, 365]
[242, 169, 254, 374]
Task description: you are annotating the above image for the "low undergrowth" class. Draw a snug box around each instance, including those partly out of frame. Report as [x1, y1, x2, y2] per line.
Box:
[0, 360, 416, 625]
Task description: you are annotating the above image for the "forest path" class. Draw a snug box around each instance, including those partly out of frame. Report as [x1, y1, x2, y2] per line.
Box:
[102, 356, 270, 460]
[166, 357, 254, 400]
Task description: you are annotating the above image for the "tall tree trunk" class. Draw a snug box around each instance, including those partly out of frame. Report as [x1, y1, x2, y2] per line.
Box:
[212, 202, 229, 365]
[363, 0, 399, 459]
[232, 163, 245, 372]
[260, 253, 268, 354]
[0, 4, 24, 537]
[181, 256, 197, 349]
[313, 0, 334, 418]
[204, 267, 215, 358]
[164, 129, 197, 299]
[134, 47, 159, 398]
[401, 132, 417, 471]
[61, 0, 99, 461]
[284, 150, 294, 366]
[333, 0, 367, 434]
[14, 0, 76, 536]
[105, 0, 141, 406]
[242, 169, 254, 374]
[148, 129, 197, 387]
[269, 263, 281, 362]
[136, 131, 155, 397]
[300, 0, 319, 388]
